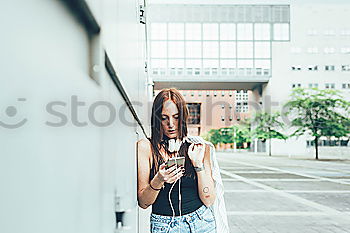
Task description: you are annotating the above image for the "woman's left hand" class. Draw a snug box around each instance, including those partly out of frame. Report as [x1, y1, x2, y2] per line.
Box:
[188, 143, 205, 167]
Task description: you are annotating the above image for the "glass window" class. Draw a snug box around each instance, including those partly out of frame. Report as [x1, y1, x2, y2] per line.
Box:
[203, 23, 219, 40]
[325, 83, 335, 89]
[203, 60, 218, 75]
[308, 83, 318, 88]
[151, 59, 167, 68]
[307, 65, 318, 71]
[255, 60, 270, 75]
[187, 103, 201, 124]
[243, 102, 248, 112]
[203, 60, 219, 69]
[203, 42, 219, 58]
[220, 59, 236, 68]
[221, 60, 236, 75]
[342, 65, 350, 71]
[342, 83, 350, 89]
[254, 42, 271, 58]
[186, 59, 201, 69]
[151, 41, 167, 58]
[255, 60, 270, 68]
[254, 24, 270, 40]
[238, 60, 253, 68]
[151, 23, 167, 40]
[237, 42, 253, 58]
[168, 23, 184, 40]
[220, 23, 236, 40]
[186, 23, 201, 40]
[235, 102, 242, 112]
[273, 23, 289, 40]
[168, 42, 184, 58]
[220, 42, 236, 58]
[185, 41, 201, 58]
[237, 24, 253, 40]
[168, 59, 184, 69]
[291, 65, 301, 71]
[151, 59, 167, 75]
[325, 65, 335, 71]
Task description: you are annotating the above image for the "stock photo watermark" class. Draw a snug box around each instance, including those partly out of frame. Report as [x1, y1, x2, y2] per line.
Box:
[1, 95, 294, 129]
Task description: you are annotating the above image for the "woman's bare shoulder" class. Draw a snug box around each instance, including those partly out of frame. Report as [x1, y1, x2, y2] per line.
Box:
[137, 139, 152, 158]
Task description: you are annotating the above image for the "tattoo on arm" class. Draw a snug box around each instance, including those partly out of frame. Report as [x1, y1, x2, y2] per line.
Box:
[203, 187, 209, 193]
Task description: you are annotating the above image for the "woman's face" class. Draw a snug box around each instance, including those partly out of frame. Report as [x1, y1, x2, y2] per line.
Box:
[161, 100, 179, 139]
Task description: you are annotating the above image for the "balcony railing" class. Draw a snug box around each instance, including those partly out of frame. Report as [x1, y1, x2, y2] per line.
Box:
[150, 67, 271, 77]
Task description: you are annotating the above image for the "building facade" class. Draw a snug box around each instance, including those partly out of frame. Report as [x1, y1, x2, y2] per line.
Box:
[149, 1, 350, 156]
[265, 3, 350, 156]
[154, 89, 252, 136]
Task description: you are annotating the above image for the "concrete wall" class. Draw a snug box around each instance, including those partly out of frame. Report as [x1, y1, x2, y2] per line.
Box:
[0, 1, 149, 233]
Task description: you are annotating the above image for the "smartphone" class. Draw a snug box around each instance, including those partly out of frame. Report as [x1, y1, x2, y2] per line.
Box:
[166, 157, 185, 169]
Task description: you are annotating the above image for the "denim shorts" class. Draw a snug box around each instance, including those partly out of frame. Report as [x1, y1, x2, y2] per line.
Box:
[150, 204, 216, 233]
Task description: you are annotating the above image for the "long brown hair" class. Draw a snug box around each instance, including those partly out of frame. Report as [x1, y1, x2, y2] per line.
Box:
[148, 88, 196, 179]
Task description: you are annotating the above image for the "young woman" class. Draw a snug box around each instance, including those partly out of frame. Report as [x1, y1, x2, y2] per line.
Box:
[137, 88, 217, 232]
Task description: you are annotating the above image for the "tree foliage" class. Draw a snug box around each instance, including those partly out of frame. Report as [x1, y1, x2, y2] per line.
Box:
[231, 124, 252, 148]
[205, 123, 252, 149]
[207, 128, 222, 146]
[284, 88, 350, 159]
[251, 112, 287, 156]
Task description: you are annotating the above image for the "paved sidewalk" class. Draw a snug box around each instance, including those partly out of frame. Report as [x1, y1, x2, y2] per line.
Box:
[217, 152, 350, 233]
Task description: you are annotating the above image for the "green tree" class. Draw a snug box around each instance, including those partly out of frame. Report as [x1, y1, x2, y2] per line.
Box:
[220, 127, 234, 145]
[284, 88, 350, 159]
[207, 128, 222, 148]
[230, 123, 252, 149]
[251, 112, 287, 156]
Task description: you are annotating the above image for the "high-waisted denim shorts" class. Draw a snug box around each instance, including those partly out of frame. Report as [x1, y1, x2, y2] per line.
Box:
[150, 204, 216, 233]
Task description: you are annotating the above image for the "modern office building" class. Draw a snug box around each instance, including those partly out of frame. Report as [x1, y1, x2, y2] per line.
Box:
[149, 1, 350, 156]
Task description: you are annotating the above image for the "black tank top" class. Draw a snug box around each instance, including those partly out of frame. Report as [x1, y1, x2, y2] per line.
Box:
[149, 160, 204, 216]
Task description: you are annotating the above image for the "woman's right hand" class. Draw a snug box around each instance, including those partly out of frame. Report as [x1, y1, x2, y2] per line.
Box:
[156, 162, 184, 184]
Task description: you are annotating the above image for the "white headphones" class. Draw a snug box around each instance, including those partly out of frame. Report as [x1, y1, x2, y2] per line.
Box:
[167, 137, 187, 153]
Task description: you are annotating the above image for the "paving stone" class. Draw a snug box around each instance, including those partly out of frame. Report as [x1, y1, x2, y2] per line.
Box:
[217, 152, 350, 233]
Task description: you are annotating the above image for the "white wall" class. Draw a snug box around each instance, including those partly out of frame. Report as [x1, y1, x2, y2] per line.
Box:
[264, 3, 350, 156]
[0, 0, 149, 233]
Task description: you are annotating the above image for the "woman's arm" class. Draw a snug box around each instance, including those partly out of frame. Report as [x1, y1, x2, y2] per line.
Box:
[189, 144, 216, 206]
[136, 139, 183, 209]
